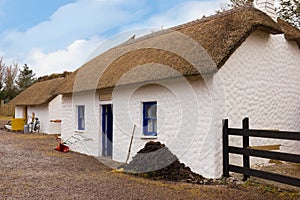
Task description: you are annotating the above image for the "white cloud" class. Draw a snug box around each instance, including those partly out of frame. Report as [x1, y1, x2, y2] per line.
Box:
[0, 0, 146, 65]
[27, 27, 155, 76]
[26, 0, 223, 76]
[27, 36, 103, 76]
[0, 0, 223, 76]
[123, 0, 223, 34]
[147, 1, 221, 28]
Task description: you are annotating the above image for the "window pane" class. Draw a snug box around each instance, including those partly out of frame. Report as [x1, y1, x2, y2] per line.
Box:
[79, 106, 84, 118]
[150, 104, 157, 118]
[146, 105, 151, 118]
[147, 119, 152, 132]
[153, 119, 157, 132]
[78, 106, 85, 130]
[81, 119, 85, 129]
[143, 102, 157, 135]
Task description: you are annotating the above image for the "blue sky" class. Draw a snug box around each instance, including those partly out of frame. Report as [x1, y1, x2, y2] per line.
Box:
[0, 0, 226, 76]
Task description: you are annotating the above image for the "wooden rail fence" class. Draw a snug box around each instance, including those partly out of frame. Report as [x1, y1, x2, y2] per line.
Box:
[0, 102, 14, 116]
[223, 118, 300, 187]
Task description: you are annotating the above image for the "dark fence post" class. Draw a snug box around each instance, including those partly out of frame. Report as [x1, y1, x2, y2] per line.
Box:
[242, 117, 250, 181]
[223, 119, 229, 177]
[223, 117, 300, 186]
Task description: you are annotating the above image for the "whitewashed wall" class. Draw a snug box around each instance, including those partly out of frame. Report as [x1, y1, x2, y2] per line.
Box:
[27, 104, 49, 133]
[218, 30, 300, 167]
[61, 92, 101, 156]
[112, 76, 219, 178]
[48, 95, 62, 134]
[15, 106, 24, 118]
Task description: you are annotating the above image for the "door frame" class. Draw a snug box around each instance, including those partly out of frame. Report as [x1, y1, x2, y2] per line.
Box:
[101, 104, 113, 157]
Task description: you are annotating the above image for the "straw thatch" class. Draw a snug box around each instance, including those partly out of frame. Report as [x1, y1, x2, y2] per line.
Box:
[9, 78, 65, 106]
[58, 6, 299, 94]
[277, 18, 300, 47]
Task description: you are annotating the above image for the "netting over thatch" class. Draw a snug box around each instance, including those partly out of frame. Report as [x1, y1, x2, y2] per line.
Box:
[58, 6, 299, 94]
[9, 78, 65, 106]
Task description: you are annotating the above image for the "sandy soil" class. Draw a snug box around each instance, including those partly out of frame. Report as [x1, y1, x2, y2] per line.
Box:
[0, 131, 298, 200]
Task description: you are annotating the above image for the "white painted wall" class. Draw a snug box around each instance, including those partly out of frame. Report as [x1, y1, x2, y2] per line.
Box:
[112, 76, 219, 177]
[27, 104, 49, 133]
[15, 106, 24, 118]
[218, 30, 300, 167]
[48, 95, 62, 134]
[61, 92, 101, 156]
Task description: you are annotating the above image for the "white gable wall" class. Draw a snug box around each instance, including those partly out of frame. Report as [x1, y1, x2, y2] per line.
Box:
[48, 95, 62, 134]
[217, 30, 300, 166]
[15, 106, 25, 118]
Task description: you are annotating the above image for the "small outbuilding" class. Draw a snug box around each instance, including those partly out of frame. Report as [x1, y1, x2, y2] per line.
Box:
[9, 78, 65, 134]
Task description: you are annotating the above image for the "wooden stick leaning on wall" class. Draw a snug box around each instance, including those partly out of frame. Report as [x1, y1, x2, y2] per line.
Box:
[126, 124, 136, 164]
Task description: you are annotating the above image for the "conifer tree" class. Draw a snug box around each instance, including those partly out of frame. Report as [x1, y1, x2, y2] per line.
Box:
[16, 64, 36, 92]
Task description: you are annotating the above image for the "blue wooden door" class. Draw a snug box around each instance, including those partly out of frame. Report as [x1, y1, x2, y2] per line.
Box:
[102, 105, 113, 157]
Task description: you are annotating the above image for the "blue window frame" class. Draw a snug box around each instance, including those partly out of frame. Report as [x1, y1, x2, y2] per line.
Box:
[77, 105, 85, 130]
[143, 102, 157, 136]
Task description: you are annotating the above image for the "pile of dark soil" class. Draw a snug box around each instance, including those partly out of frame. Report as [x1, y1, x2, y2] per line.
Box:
[122, 141, 209, 184]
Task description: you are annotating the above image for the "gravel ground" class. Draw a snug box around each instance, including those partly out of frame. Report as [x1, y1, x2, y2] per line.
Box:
[0, 131, 298, 200]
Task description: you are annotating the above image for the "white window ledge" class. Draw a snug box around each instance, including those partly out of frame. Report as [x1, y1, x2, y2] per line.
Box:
[74, 130, 85, 133]
[141, 135, 158, 139]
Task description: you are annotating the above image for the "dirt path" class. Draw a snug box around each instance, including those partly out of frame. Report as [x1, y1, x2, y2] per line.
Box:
[0, 131, 297, 199]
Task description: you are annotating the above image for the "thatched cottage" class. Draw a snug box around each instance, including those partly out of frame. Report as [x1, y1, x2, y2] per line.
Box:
[58, 5, 300, 178]
[9, 78, 64, 134]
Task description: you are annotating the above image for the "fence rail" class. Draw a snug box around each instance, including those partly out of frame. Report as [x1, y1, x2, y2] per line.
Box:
[227, 128, 300, 140]
[0, 101, 14, 116]
[223, 118, 300, 187]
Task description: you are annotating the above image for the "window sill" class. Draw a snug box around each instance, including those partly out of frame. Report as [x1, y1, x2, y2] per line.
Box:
[141, 135, 158, 139]
[74, 130, 85, 133]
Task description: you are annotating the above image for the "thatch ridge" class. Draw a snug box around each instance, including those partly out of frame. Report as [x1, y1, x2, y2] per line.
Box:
[8, 77, 65, 106]
[58, 6, 297, 94]
[171, 6, 283, 68]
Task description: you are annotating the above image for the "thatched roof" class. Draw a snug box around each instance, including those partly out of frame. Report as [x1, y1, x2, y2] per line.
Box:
[58, 6, 300, 94]
[277, 18, 300, 47]
[9, 78, 65, 106]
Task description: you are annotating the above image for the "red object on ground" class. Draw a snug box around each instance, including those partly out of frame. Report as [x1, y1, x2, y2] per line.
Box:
[55, 143, 69, 152]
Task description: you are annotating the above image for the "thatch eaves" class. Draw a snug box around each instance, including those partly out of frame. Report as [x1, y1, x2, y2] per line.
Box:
[8, 78, 65, 106]
[58, 6, 289, 94]
[277, 18, 300, 47]
[171, 6, 283, 68]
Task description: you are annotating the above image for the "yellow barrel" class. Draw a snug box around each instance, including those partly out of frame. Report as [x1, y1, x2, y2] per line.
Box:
[11, 118, 25, 131]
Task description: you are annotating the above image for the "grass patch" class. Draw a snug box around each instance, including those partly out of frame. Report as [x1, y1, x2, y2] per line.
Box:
[0, 115, 13, 120]
[243, 180, 300, 198]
